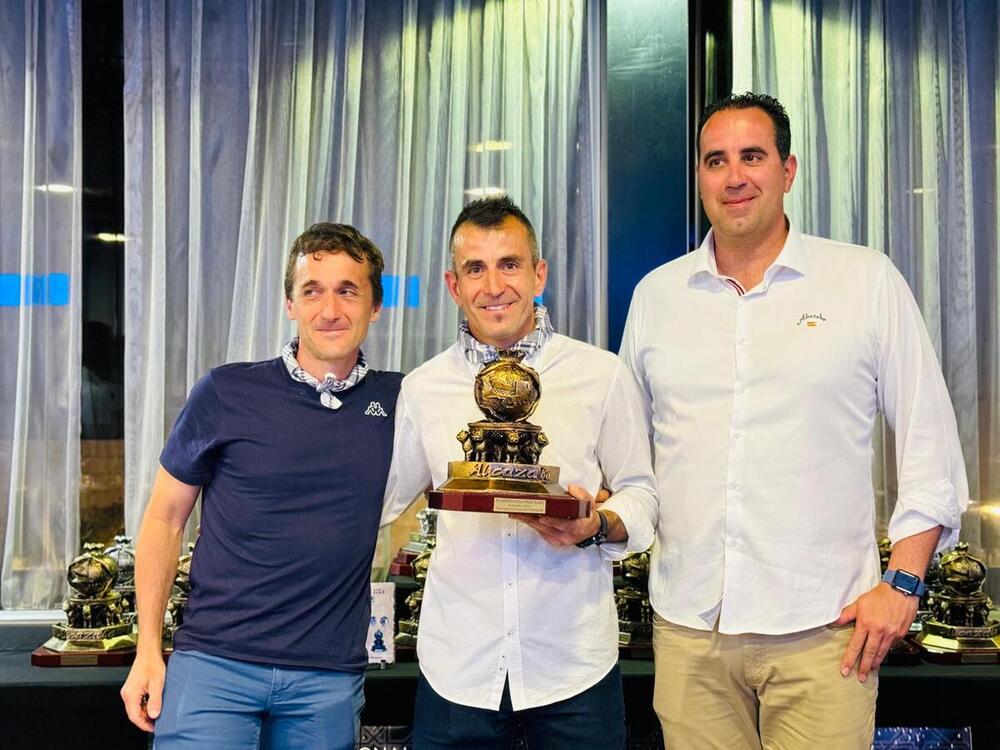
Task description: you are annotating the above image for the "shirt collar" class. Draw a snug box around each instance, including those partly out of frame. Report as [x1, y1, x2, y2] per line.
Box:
[280, 338, 368, 410]
[687, 217, 808, 288]
[458, 304, 554, 367]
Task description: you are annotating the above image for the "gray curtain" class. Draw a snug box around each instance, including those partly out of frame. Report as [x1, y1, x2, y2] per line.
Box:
[0, 0, 82, 609]
[122, 0, 601, 572]
[733, 0, 1000, 560]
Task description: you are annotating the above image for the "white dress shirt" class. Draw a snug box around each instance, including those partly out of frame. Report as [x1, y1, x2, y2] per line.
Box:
[382, 333, 658, 710]
[620, 223, 969, 636]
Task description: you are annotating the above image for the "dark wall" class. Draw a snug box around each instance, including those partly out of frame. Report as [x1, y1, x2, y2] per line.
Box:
[606, 0, 690, 353]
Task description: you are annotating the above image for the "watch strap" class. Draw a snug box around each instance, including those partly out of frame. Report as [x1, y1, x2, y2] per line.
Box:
[576, 510, 609, 549]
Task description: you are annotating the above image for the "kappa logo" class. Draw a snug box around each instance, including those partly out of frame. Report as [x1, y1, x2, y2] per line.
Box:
[796, 312, 827, 328]
[364, 401, 389, 417]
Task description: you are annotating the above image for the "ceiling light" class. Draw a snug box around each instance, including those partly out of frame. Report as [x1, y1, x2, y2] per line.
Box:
[36, 184, 74, 193]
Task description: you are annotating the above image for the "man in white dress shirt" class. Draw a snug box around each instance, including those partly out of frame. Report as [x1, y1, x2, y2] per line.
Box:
[621, 92, 969, 749]
[382, 196, 658, 749]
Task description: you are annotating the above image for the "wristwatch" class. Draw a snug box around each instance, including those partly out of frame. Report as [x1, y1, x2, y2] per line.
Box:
[576, 510, 609, 549]
[882, 568, 927, 598]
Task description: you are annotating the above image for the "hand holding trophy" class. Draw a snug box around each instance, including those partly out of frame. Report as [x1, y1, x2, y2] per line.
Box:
[428, 350, 590, 519]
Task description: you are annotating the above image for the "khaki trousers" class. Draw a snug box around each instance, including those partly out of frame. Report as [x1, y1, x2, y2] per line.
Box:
[652, 616, 876, 750]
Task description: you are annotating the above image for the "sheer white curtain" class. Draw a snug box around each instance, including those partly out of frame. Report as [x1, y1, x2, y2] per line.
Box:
[732, 0, 1000, 551]
[0, 0, 82, 609]
[123, 0, 599, 557]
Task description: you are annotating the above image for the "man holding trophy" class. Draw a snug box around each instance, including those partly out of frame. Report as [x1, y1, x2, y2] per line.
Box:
[382, 196, 658, 749]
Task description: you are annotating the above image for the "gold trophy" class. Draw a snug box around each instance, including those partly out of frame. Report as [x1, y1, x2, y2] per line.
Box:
[32, 542, 136, 666]
[428, 351, 590, 519]
[163, 541, 195, 648]
[915, 542, 1000, 663]
[616, 551, 653, 658]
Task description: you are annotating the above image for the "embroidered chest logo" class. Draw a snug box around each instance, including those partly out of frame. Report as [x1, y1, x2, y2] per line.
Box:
[796, 312, 827, 328]
[364, 401, 389, 417]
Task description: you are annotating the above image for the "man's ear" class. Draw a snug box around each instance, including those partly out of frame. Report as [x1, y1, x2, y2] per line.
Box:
[444, 270, 461, 304]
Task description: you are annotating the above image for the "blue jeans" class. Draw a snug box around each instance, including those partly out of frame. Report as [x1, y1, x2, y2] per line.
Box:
[413, 664, 625, 749]
[154, 649, 364, 750]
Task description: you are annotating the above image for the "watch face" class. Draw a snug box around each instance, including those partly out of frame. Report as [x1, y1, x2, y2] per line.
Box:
[895, 571, 919, 588]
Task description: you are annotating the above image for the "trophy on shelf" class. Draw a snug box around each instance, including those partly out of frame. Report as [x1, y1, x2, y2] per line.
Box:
[615, 551, 653, 658]
[163, 541, 195, 647]
[428, 351, 589, 519]
[32, 542, 137, 666]
[915, 542, 1000, 663]
[395, 548, 433, 652]
[389, 508, 438, 577]
[104, 534, 136, 627]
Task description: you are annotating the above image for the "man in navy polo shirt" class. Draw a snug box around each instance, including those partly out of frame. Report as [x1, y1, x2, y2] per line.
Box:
[121, 223, 401, 749]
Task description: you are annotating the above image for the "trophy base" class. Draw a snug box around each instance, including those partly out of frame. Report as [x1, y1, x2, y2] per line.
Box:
[31, 644, 137, 667]
[429, 462, 590, 519]
[915, 629, 1000, 664]
[618, 620, 653, 658]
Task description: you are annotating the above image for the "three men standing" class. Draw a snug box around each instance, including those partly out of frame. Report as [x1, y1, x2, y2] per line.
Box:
[622, 93, 968, 748]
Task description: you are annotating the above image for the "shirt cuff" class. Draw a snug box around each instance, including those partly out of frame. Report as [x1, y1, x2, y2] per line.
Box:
[599, 490, 655, 559]
[888, 507, 959, 553]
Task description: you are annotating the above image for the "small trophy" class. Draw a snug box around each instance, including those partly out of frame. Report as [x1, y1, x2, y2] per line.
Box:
[32, 542, 137, 666]
[428, 351, 590, 519]
[163, 542, 195, 648]
[105, 534, 136, 628]
[616, 551, 653, 658]
[394, 546, 432, 655]
[389, 508, 438, 577]
[915, 542, 1000, 663]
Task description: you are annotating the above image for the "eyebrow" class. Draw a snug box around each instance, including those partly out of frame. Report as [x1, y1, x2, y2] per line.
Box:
[703, 146, 769, 163]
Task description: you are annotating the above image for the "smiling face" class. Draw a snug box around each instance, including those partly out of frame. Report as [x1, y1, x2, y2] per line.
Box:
[445, 216, 548, 349]
[285, 250, 381, 380]
[697, 106, 797, 249]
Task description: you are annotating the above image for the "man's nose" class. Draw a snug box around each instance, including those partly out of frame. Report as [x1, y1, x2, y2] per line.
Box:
[321, 293, 342, 318]
[725, 161, 747, 189]
[483, 268, 504, 296]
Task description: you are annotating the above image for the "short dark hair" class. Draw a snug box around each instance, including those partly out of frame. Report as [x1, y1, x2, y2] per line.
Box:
[284, 222, 384, 306]
[449, 195, 539, 267]
[698, 92, 791, 162]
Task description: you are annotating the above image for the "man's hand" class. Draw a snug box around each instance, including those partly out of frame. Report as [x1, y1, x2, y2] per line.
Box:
[833, 582, 919, 683]
[121, 651, 166, 732]
[510, 484, 601, 547]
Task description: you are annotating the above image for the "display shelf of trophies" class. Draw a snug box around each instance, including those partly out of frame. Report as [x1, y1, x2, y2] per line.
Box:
[385, 518, 1000, 665]
[30, 536, 195, 667]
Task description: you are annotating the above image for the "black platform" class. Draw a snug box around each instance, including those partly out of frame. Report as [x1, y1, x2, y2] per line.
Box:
[3, 623, 1000, 748]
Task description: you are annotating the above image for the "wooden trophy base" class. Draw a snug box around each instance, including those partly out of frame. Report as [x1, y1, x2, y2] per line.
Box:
[427, 461, 591, 519]
[31, 646, 137, 667]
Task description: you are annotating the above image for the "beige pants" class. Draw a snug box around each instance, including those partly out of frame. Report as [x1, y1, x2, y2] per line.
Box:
[652, 615, 876, 750]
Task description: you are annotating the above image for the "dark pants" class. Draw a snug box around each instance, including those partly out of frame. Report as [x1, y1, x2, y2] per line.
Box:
[412, 664, 626, 750]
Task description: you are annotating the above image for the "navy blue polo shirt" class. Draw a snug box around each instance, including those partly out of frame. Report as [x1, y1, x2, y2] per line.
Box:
[160, 357, 401, 672]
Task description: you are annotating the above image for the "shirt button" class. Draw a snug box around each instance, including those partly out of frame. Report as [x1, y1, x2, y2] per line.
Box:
[734, 431, 742, 440]
[735, 383, 745, 393]
[737, 338, 746, 346]
[507, 581, 513, 587]
[728, 481, 738, 490]
[726, 538, 739, 549]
